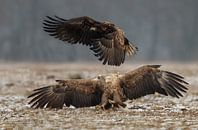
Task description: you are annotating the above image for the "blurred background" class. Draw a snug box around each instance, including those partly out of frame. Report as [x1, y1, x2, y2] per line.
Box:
[0, 0, 198, 63]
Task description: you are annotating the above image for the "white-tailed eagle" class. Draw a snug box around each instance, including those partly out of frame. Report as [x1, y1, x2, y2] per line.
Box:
[28, 65, 188, 109]
[43, 16, 138, 66]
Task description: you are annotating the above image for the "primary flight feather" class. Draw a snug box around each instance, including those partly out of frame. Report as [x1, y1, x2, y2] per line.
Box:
[43, 16, 138, 66]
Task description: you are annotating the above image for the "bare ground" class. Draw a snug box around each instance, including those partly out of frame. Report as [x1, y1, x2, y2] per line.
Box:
[0, 62, 198, 130]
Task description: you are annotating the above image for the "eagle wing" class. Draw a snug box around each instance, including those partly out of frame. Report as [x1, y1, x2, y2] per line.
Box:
[43, 16, 105, 45]
[120, 65, 188, 99]
[28, 79, 103, 109]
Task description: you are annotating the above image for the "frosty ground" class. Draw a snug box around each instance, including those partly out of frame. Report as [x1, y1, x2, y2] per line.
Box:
[0, 63, 198, 129]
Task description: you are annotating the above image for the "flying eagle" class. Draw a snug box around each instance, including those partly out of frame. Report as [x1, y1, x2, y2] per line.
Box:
[43, 16, 138, 66]
[28, 65, 188, 109]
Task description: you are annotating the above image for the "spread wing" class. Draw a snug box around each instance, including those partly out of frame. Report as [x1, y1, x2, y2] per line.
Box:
[120, 65, 188, 99]
[28, 79, 103, 109]
[43, 16, 138, 66]
[43, 16, 105, 45]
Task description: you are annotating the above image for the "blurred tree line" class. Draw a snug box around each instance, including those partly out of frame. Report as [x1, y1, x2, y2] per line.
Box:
[0, 0, 197, 62]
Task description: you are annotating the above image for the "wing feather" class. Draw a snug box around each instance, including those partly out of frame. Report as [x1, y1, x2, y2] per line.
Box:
[120, 65, 188, 100]
[91, 42, 125, 66]
[43, 16, 138, 66]
[28, 79, 103, 109]
[43, 16, 102, 45]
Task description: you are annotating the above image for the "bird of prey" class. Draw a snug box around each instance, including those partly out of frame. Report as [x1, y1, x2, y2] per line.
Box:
[28, 65, 188, 109]
[43, 16, 138, 66]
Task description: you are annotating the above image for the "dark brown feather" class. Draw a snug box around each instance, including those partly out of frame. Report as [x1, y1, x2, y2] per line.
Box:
[43, 16, 102, 45]
[28, 79, 103, 109]
[120, 65, 188, 100]
[43, 16, 138, 66]
[28, 65, 188, 110]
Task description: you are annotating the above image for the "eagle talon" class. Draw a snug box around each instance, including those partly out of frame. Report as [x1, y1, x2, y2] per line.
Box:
[95, 105, 103, 110]
[95, 103, 111, 110]
[110, 101, 127, 109]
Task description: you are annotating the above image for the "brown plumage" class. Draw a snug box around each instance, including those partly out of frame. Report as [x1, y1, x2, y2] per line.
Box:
[28, 65, 188, 109]
[43, 16, 138, 66]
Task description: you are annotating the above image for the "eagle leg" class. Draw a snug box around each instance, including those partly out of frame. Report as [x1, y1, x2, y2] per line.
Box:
[111, 91, 127, 108]
[98, 92, 112, 110]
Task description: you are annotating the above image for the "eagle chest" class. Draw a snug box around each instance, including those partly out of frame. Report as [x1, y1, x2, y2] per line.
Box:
[103, 78, 121, 97]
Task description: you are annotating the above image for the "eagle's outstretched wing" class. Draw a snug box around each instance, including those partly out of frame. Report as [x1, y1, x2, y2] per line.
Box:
[28, 79, 103, 109]
[43, 16, 106, 45]
[120, 65, 188, 99]
[43, 16, 138, 66]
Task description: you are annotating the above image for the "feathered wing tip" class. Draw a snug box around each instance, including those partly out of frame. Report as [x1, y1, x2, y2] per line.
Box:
[126, 42, 138, 56]
[42, 16, 67, 37]
[159, 70, 189, 98]
[28, 85, 66, 109]
[28, 79, 103, 109]
[43, 16, 67, 25]
[122, 65, 189, 100]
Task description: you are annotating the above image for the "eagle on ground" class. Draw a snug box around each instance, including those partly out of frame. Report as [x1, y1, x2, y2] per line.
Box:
[28, 65, 188, 109]
[43, 16, 138, 66]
